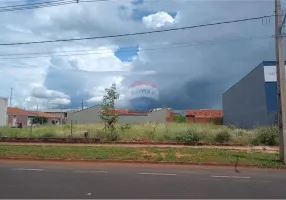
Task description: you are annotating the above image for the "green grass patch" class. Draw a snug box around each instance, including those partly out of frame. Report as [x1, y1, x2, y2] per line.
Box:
[0, 144, 284, 168]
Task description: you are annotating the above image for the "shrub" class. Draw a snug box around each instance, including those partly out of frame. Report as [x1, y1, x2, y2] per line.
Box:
[252, 126, 278, 146]
[215, 130, 231, 143]
[32, 116, 48, 125]
[120, 124, 132, 132]
[173, 116, 187, 123]
[145, 130, 155, 140]
[62, 124, 71, 129]
[40, 132, 56, 138]
[106, 132, 120, 141]
[227, 125, 237, 130]
[94, 129, 105, 139]
[176, 129, 202, 144]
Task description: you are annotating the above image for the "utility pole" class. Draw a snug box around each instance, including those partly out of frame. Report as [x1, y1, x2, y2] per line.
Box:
[9, 88, 13, 107]
[275, 0, 286, 162]
[81, 99, 84, 110]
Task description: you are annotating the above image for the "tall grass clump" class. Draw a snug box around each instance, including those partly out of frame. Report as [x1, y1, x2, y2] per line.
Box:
[175, 128, 203, 144]
[215, 129, 231, 143]
[0, 126, 29, 137]
[252, 126, 278, 146]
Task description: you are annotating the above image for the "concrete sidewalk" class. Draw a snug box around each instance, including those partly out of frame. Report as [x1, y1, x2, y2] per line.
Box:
[0, 142, 279, 153]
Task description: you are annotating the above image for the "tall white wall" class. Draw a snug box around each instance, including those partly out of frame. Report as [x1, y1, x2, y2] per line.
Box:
[66, 106, 101, 124]
[66, 106, 169, 125]
[0, 98, 8, 126]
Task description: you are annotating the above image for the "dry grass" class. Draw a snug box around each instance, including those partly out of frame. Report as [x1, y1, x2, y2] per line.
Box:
[0, 123, 278, 146]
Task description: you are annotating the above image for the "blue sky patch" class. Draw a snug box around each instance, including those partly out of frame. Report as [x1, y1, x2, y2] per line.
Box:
[115, 46, 139, 62]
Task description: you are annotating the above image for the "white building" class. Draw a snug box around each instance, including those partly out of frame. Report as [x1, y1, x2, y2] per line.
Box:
[0, 97, 8, 126]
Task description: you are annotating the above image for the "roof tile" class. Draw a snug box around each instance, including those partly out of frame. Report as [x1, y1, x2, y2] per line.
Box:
[185, 109, 223, 118]
[29, 111, 57, 118]
[7, 108, 57, 118]
[7, 107, 35, 116]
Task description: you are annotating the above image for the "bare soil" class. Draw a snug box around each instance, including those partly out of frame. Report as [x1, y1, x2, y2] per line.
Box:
[0, 142, 279, 153]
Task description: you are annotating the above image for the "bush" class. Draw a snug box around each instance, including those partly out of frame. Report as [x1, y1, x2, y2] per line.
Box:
[144, 130, 156, 140]
[227, 125, 237, 130]
[120, 124, 132, 132]
[94, 129, 119, 141]
[32, 116, 48, 125]
[173, 116, 187, 123]
[40, 132, 56, 138]
[215, 130, 231, 143]
[94, 129, 105, 139]
[252, 126, 278, 146]
[106, 132, 120, 141]
[176, 129, 202, 144]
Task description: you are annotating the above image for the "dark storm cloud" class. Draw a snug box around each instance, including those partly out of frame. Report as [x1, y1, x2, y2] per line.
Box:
[1, 0, 285, 110]
[43, 66, 88, 108]
[160, 79, 225, 110]
[125, 0, 279, 109]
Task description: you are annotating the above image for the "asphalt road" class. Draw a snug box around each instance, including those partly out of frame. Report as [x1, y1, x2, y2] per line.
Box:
[0, 160, 286, 199]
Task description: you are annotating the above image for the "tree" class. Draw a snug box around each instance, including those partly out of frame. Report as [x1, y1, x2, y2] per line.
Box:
[173, 115, 187, 123]
[99, 83, 120, 133]
[31, 116, 48, 125]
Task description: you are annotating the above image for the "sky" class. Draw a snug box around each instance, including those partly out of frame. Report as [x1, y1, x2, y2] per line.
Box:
[0, 0, 284, 111]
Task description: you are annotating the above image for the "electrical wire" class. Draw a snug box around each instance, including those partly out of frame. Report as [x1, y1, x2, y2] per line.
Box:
[0, 0, 28, 5]
[0, 14, 274, 46]
[0, 0, 71, 8]
[0, 35, 273, 60]
[0, 0, 120, 12]
[0, 0, 75, 12]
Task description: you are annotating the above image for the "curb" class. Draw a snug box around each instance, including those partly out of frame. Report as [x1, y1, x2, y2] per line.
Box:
[0, 157, 285, 170]
[0, 137, 245, 146]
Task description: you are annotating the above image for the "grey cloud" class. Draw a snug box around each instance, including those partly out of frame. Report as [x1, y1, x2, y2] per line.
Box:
[32, 86, 70, 99]
[0, 0, 285, 110]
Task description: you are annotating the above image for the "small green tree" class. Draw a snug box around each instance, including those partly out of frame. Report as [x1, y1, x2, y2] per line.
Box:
[99, 83, 120, 134]
[173, 115, 187, 123]
[31, 116, 48, 125]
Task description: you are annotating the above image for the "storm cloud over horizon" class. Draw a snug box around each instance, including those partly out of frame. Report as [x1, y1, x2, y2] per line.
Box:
[0, 0, 282, 111]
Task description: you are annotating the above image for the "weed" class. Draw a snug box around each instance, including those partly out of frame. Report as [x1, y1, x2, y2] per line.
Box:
[215, 130, 231, 143]
[106, 132, 120, 142]
[253, 126, 278, 146]
[176, 129, 203, 144]
[40, 132, 56, 138]
[120, 124, 132, 132]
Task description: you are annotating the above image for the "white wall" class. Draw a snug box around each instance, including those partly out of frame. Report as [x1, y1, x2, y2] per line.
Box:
[66, 106, 101, 124]
[264, 65, 286, 82]
[148, 109, 167, 123]
[0, 98, 8, 126]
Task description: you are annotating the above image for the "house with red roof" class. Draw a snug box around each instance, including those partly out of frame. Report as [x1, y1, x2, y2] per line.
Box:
[185, 109, 223, 124]
[7, 107, 58, 127]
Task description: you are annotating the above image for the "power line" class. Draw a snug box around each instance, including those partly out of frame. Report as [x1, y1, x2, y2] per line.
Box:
[0, 0, 69, 8]
[0, 1, 24, 5]
[0, 0, 75, 12]
[0, 0, 122, 12]
[0, 15, 274, 46]
[0, 0, 28, 5]
[0, 0, 282, 13]
[0, 35, 273, 59]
